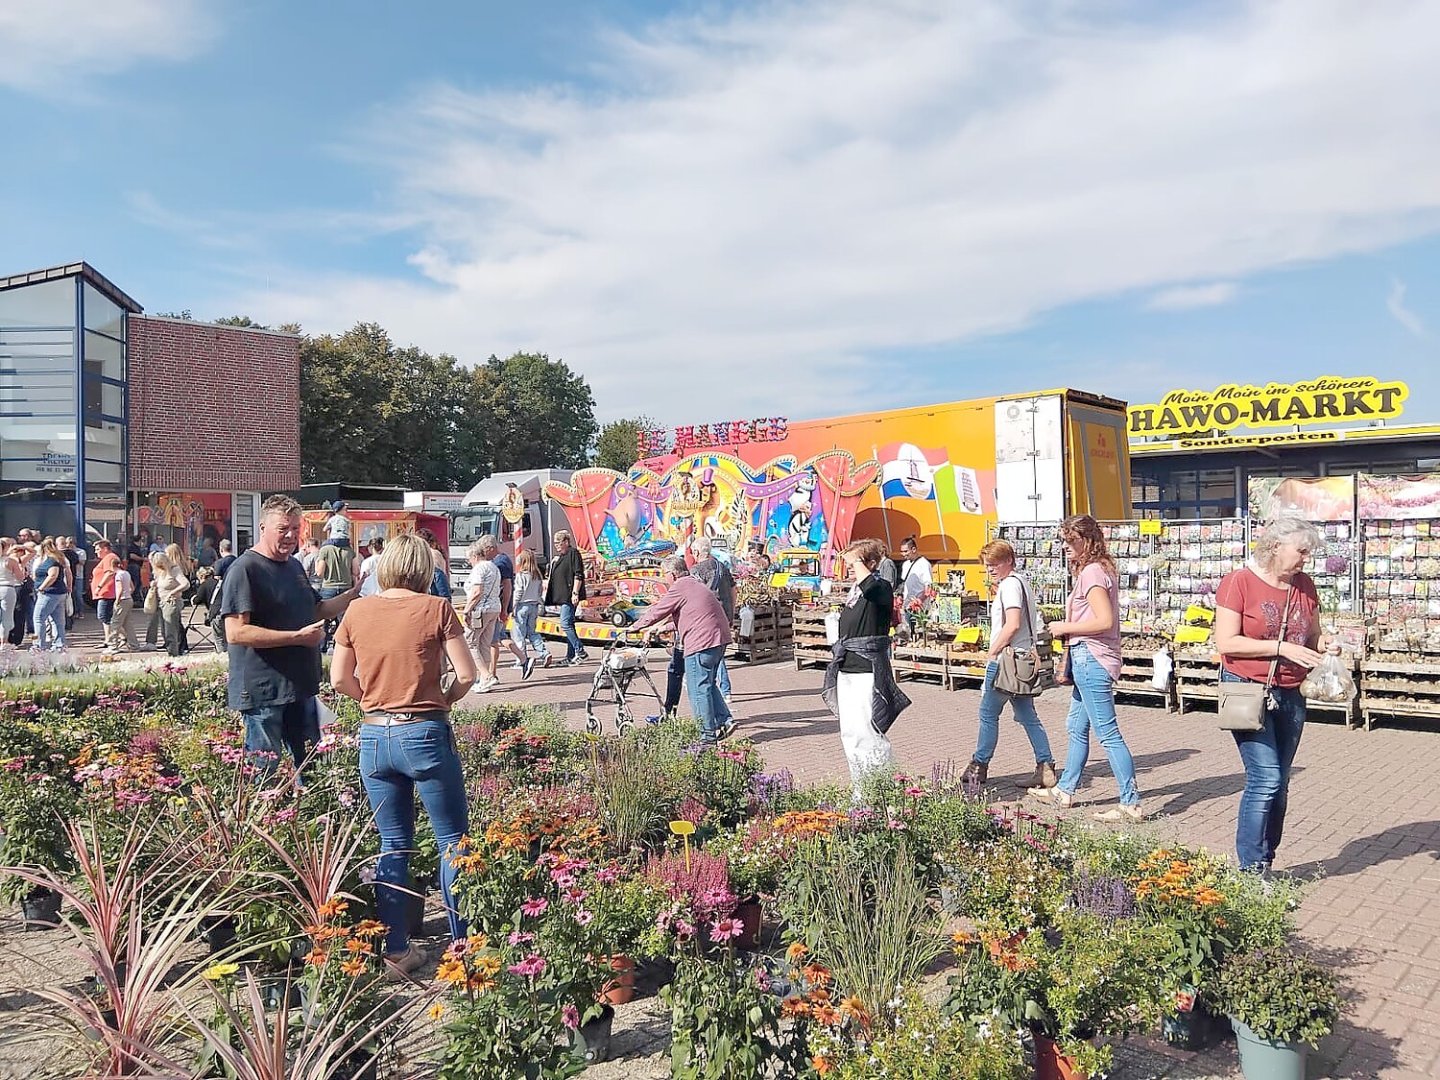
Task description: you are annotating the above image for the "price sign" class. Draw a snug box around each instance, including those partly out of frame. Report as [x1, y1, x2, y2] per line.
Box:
[1174, 626, 1212, 644]
[952, 627, 982, 644]
[1139, 519, 1163, 536]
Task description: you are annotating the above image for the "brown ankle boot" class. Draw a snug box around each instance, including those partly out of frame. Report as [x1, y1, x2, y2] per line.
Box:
[961, 760, 988, 786]
[1020, 761, 1058, 789]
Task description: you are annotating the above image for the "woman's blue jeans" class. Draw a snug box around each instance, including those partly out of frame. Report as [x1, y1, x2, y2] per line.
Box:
[684, 645, 732, 736]
[975, 660, 1054, 765]
[1057, 643, 1140, 806]
[1221, 670, 1306, 871]
[33, 592, 66, 650]
[358, 718, 470, 955]
[558, 603, 585, 660]
[510, 602, 550, 657]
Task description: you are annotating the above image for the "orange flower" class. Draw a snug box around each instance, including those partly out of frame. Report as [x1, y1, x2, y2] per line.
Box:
[785, 941, 809, 964]
[951, 929, 978, 946]
[780, 996, 811, 1020]
[436, 960, 467, 986]
[839, 995, 868, 1020]
[813, 1003, 843, 1026]
[351, 919, 386, 940]
[808, 987, 832, 1005]
[304, 947, 330, 967]
[811, 1054, 834, 1076]
[801, 963, 832, 988]
[466, 933, 490, 952]
[427, 1001, 446, 1021]
[318, 898, 349, 920]
[465, 973, 497, 994]
[340, 956, 367, 978]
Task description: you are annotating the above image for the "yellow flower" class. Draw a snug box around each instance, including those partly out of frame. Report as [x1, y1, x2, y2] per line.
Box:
[202, 962, 240, 982]
[427, 1001, 446, 1021]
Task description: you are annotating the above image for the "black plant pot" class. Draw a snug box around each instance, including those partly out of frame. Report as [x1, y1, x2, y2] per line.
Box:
[572, 1004, 615, 1064]
[21, 886, 62, 930]
[199, 914, 238, 954]
[1163, 1003, 1222, 1051]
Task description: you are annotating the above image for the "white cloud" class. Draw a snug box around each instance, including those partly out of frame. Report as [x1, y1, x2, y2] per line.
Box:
[1387, 278, 1426, 338]
[219, 0, 1440, 422]
[0, 0, 216, 95]
[1145, 282, 1239, 312]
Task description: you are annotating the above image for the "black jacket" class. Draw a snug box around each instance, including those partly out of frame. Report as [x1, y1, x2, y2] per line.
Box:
[821, 634, 911, 735]
[544, 548, 586, 606]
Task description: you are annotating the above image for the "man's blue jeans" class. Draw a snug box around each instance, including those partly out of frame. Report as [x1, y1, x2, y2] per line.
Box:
[716, 657, 732, 699]
[359, 718, 470, 955]
[32, 592, 66, 651]
[684, 645, 732, 736]
[1221, 670, 1306, 871]
[1057, 643, 1140, 807]
[974, 660, 1054, 765]
[559, 603, 586, 660]
[242, 697, 321, 774]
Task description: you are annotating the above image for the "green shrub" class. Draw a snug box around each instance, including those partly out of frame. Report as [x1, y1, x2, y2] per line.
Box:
[1216, 946, 1341, 1046]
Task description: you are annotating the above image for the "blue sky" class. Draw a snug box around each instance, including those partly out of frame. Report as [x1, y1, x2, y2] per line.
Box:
[3, 0, 1438, 425]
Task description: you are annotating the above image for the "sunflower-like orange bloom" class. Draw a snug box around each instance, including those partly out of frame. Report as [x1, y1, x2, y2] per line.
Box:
[351, 920, 386, 940]
[812, 1003, 843, 1027]
[304, 947, 330, 967]
[340, 957, 367, 978]
[436, 960, 467, 986]
[465, 973, 497, 994]
[466, 933, 490, 951]
[317, 898, 349, 920]
[801, 963, 832, 988]
[839, 995, 869, 1020]
[427, 1001, 446, 1021]
[811, 1054, 834, 1076]
[952, 929, 978, 946]
[780, 996, 811, 1020]
[785, 941, 809, 964]
[474, 954, 503, 977]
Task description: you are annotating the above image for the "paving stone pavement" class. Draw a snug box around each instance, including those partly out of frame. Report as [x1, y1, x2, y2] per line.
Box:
[6, 622, 1437, 1077]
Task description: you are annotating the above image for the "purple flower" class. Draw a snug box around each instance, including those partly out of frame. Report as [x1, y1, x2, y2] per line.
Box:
[561, 1004, 580, 1030]
[1070, 867, 1137, 919]
[520, 897, 549, 918]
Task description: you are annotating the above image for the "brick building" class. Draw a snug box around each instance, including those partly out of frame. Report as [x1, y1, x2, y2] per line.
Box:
[0, 261, 300, 554]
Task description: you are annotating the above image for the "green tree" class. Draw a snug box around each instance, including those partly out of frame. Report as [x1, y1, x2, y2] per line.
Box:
[593, 416, 652, 472]
[473, 352, 598, 470]
[213, 314, 267, 328]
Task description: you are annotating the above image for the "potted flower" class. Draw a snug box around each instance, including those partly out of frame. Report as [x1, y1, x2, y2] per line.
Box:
[0, 753, 79, 928]
[1216, 946, 1341, 1080]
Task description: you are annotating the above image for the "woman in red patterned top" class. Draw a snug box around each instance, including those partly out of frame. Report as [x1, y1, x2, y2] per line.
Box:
[1213, 516, 1329, 874]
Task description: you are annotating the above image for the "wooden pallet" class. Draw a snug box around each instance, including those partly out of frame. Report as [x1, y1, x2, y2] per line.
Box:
[891, 640, 950, 685]
[792, 608, 831, 670]
[1358, 658, 1440, 731]
[1174, 652, 1219, 714]
[1115, 647, 1178, 711]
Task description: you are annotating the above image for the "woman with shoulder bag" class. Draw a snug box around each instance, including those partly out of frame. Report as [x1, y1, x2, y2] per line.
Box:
[1028, 515, 1143, 823]
[150, 551, 189, 656]
[962, 540, 1057, 790]
[1213, 516, 1326, 874]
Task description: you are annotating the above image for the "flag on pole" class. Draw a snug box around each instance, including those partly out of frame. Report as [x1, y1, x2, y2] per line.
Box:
[877, 443, 947, 501]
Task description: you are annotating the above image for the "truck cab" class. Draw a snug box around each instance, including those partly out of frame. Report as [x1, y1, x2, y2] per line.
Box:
[449, 469, 574, 590]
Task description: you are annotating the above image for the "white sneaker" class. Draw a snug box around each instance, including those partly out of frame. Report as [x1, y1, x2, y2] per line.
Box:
[474, 676, 499, 694]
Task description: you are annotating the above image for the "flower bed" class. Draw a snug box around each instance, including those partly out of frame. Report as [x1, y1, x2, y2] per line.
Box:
[0, 667, 1341, 1079]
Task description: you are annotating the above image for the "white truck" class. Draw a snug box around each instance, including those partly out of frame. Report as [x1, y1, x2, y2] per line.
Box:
[448, 469, 575, 591]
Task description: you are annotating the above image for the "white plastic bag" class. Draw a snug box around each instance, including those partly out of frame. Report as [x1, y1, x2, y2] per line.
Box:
[1299, 652, 1355, 703]
[739, 604, 755, 637]
[316, 697, 339, 728]
[824, 611, 841, 645]
[1150, 648, 1173, 691]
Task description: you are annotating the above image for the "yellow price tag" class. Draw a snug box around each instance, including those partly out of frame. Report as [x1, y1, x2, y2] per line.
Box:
[1139, 519, 1163, 536]
[769, 572, 791, 588]
[952, 626, 983, 644]
[1174, 626, 1212, 644]
[669, 820, 696, 870]
[1183, 605, 1215, 624]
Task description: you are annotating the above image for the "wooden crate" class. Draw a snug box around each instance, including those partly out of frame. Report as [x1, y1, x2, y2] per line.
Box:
[731, 603, 793, 665]
[946, 647, 989, 689]
[1359, 657, 1440, 731]
[792, 607, 832, 670]
[891, 639, 950, 685]
[1175, 650, 1220, 714]
[1115, 648, 1178, 711]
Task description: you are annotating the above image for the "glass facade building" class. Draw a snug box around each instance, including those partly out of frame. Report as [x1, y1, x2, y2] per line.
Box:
[0, 264, 137, 541]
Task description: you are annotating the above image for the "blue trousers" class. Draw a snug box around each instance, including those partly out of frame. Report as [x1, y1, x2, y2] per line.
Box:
[359, 718, 470, 955]
[974, 660, 1054, 765]
[684, 645, 732, 735]
[242, 696, 320, 774]
[1057, 643, 1140, 807]
[1222, 670, 1306, 871]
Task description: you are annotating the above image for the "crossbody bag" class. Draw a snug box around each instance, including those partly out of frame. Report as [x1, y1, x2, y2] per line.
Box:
[993, 574, 1055, 697]
[1217, 583, 1293, 732]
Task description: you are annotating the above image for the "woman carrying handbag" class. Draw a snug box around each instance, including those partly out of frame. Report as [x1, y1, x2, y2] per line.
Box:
[1213, 516, 1328, 875]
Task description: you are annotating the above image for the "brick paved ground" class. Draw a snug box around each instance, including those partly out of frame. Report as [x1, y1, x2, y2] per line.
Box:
[10, 616, 1438, 1078]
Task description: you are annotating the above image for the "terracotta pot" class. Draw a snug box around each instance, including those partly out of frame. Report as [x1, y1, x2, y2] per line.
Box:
[1032, 1032, 1087, 1080]
[598, 955, 637, 1005]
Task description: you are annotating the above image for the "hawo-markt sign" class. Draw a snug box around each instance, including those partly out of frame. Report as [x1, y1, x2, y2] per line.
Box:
[1128, 376, 1408, 438]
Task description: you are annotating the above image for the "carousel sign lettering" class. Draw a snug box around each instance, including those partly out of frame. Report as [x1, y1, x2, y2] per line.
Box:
[639, 417, 790, 457]
[1128, 376, 1407, 438]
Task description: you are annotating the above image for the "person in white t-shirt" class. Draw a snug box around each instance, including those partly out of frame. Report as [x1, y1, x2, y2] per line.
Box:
[898, 535, 932, 636]
[962, 539, 1057, 790]
[358, 536, 384, 597]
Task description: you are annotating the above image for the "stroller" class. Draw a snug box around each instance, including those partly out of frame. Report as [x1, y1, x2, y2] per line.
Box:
[584, 630, 664, 736]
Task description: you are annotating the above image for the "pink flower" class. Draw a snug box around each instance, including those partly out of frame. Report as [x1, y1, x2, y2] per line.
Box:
[709, 917, 744, 941]
[561, 1004, 580, 1030]
[508, 954, 547, 978]
[562, 888, 589, 906]
[574, 910, 594, 926]
[596, 866, 621, 886]
[273, 808, 298, 824]
[674, 919, 696, 939]
[520, 897, 549, 918]
[508, 930, 536, 946]
[905, 786, 925, 797]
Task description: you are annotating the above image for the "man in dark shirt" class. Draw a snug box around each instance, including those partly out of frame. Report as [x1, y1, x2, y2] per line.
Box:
[689, 537, 736, 704]
[544, 530, 588, 665]
[221, 495, 361, 773]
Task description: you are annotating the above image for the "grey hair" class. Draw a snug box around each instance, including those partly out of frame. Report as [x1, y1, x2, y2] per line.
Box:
[467, 539, 491, 562]
[660, 555, 690, 578]
[1252, 516, 1323, 570]
[691, 537, 712, 557]
[478, 533, 499, 554]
